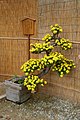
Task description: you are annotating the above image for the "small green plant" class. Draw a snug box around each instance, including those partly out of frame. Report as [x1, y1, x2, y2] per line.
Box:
[21, 24, 76, 92]
[12, 75, 24, 84]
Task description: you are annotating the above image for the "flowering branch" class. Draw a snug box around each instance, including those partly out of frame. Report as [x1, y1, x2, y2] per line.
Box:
[21, 24, 76, 92]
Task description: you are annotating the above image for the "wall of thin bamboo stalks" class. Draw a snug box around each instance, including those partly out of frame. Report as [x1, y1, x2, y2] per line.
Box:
[38, 0, 80, 103]
[0, 0, 37, 37]
[0, 0, 38, 80]
[39, 43, 80, 103]
[0, 0, 80, 103]
[0, 36, 80, 103]
[0, 37, 39, 81]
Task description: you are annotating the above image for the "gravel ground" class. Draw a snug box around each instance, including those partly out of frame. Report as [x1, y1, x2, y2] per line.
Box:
[0, 93, 80, 120]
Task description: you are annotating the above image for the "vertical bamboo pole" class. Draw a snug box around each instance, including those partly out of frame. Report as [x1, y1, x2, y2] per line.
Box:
[28, 34, 30, 60]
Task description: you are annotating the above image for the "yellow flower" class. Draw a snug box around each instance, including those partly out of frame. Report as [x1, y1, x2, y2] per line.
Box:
[60, 74, 63, 77]
[63, 67, 66, 71]
[53, 30, 57, 34]
[42, 38, 45, 40]
[28, 87, 31, 90]
[55, 24, 59, 27]
[61, 72, 63, 75]
[40, 79, 43, 82]
[44, 81, 47, 84]
[55, 39, 59, 43]
[52, 68, 55, 71]
[23, 68, 26, 72]
[31, 70, 34, 72]
[29, 79, 32, 83]
[50, 25, 53, 28]
[59, 29, 63, 32]
[66, 70, 70, 74]
[20, 66, 23, 70]
[28, 76, 31, 79]
[24, 82, 27, 86]
[57, 42, 61, 45]
[41, 84, 44, 87]
[53, 57, 58, 61]
[31, 88, 35, 91]
[48, 60, 53, 64]
[27, 85, 30, 88]
[67, 67, 70, 70]
[25, 72, 29, 76]
[51, 27, 55, 31]
[28, 69, 31, 72]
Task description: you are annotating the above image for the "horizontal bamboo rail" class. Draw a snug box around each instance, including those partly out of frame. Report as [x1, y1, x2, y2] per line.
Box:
[49, 82, 80, 94]
[0, 36, 80, 78]
[0, 74, 15, 77]
[0, 37, 41, 40]
[0, 36, 80, 44]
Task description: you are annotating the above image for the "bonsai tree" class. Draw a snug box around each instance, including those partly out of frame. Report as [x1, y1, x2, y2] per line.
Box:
[21, 24, 76, 92]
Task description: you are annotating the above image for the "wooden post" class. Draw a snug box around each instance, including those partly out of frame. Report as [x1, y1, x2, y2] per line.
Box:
[22, 17, 36, 60]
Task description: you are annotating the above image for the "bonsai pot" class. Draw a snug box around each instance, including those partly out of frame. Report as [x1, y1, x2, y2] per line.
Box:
[5, 78, 31, 103]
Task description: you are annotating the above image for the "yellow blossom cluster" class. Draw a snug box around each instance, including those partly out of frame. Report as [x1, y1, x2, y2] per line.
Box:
[41, 52, 60, 67]
[52, 55, 76, 77]
[20, 59, 41, 76]
[21, 52, 76, 78]
[50, 24, 63, 35]
[55, 38, 72, 50]
[30, 42, 54, 53]
[21, 52, 62, 75]
[42, 34, 52, 42]
[40, 52, 75, 74]
[24, 75, 47, 91]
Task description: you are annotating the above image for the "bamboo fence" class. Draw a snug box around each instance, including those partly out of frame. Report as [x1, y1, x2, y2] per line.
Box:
[0, 37, 80, 102]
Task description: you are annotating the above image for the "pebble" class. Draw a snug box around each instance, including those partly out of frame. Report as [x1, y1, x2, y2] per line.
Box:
[0, 93, 80, 120]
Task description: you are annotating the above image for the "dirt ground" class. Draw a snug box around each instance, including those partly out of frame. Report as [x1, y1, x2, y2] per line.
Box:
[0, 93, 80, 120]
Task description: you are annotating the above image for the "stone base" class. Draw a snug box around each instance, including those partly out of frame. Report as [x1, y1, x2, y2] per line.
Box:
[5, 80, 31, 103]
